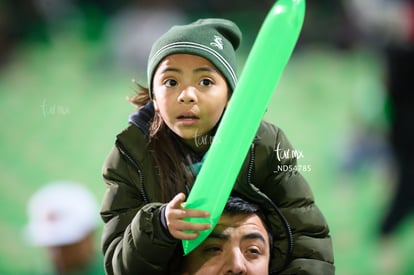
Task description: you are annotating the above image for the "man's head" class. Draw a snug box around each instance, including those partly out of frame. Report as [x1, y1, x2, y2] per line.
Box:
[180, 196, 272, 275]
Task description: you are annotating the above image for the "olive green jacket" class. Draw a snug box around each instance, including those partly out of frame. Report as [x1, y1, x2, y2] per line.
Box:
[101, 104, 334, 274]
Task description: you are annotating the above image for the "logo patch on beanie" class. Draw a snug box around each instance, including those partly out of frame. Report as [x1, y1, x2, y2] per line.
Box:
[210, 35, 224, 50]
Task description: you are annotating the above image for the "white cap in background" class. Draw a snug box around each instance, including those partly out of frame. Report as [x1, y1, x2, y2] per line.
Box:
[25, 181, 100, 247]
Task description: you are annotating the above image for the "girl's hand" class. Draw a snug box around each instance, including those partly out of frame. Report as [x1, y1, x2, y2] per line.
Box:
[165, 193, 211, 240]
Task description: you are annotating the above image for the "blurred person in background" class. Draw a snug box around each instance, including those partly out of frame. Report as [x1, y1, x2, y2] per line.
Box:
[345, 0, 414, 235]
[25, 181, 104, 275]
[376, 0, 414, 239]
[104, 0, 187, 71]
[344, 0, 414, 272]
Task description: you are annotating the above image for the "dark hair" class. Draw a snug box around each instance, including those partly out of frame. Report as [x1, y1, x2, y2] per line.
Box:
[129, 84, 196, 202]
[224, 196, 274, 251]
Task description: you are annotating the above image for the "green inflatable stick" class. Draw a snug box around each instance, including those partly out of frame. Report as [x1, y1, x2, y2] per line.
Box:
[182, 0, 306, 255]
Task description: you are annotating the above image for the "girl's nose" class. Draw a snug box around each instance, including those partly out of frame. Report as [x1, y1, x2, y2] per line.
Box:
[177, 86, 197, 104]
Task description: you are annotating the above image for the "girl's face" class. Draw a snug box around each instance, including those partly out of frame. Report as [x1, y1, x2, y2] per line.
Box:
[152, 54, 229, 143]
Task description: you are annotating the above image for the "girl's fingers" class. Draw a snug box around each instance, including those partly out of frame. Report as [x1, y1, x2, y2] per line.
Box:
[172, 220, 211, 232]
[167, 193, 210, 219]
[168, 219, 211, 240]
[168, 193, 186, 209]
[166, 192, 211, 240]
[181, 208, 210, 218]
[169, 221, 211, 240]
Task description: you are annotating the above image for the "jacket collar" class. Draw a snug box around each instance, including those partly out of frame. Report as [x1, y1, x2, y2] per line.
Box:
[128, 101, 155, 138]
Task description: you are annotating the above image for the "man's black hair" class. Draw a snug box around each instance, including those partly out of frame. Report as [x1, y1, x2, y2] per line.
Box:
[224, 195, 274, 253]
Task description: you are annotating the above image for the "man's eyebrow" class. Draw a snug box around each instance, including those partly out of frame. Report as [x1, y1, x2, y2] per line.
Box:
[208, 232, 229, 240]
[242, 232, 267, 244]
[207, 232, 266, 244]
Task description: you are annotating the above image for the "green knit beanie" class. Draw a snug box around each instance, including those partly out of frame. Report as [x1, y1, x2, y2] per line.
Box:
[147, 18, 242, 98]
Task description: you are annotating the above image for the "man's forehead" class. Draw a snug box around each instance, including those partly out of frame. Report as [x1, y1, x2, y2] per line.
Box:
[214, 214, 266, 234]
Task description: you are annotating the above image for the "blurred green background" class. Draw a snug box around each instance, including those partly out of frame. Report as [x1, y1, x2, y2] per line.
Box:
[1, 1, 413, 274]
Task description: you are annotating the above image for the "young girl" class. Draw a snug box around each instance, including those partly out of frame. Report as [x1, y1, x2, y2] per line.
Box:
[101, 18, 334, 274]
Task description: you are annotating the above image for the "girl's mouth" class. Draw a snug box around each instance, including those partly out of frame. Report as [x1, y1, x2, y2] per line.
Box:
[177, 112, 199, 125]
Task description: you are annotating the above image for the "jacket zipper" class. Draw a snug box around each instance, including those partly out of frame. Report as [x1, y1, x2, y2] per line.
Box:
[115, 140, 149, 204]
[247, 143, 294, 272]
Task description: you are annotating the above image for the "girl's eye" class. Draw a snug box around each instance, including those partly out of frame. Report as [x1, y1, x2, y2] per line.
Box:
[164, 79, 178, 87]
[200, 78, 213, 86]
